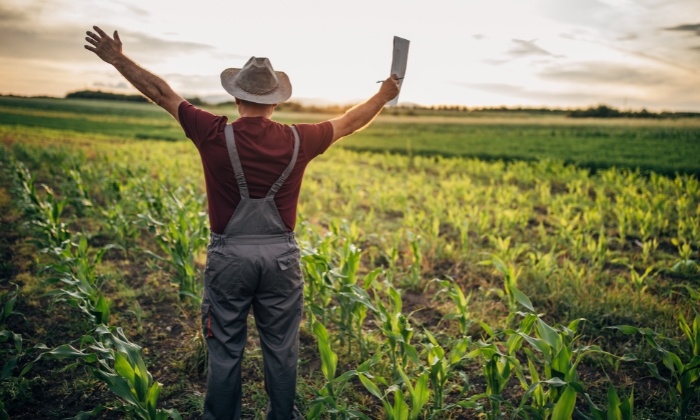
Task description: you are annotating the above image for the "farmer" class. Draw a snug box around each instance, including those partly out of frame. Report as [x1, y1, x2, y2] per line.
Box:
[84, 26, 400, 420]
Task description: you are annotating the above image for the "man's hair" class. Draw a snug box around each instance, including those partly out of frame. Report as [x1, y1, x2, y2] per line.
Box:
[237, 98, 276, 110]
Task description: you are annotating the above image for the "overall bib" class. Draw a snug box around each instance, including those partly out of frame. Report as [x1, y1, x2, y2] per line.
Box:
[202, 123, 304, 420]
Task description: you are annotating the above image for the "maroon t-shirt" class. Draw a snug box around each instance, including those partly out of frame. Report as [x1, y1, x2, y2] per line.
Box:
[178, 101, 334, 234]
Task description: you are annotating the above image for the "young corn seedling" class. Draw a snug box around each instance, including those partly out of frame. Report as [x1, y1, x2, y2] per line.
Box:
[139, 189, 209, 302]
[62, 165, 93, 217]
[423, 329, 471, 414]
[101, 201, 141, 260]
[405, 231, 423, 290]
[300, 244, 334, 326]
[479, 253, 521, 323]
[431, 277, 473, 337]
[357, 363, 430, 420]
[576, 383, 633, 420]
[373, 282, 420, 379]
[611, 309, 700, 419]
[626, 265, 654, 308]
[641, 238, 658, 265]
[306, 316, 369, 420]
[42, 236, 111, 325]
[12, 161, 71, 250]
[510, 286, 613, 420]
[671, 239, 698, 277]
[462, 341, 516, 420]
[49, 326, 182, 420]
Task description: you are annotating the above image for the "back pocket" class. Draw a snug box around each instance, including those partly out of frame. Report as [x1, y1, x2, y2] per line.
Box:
[205, 251, 244, 301]
[275, 247, 302, 291]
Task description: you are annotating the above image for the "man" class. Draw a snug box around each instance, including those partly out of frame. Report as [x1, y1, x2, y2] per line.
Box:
[84, 26, 399, 420]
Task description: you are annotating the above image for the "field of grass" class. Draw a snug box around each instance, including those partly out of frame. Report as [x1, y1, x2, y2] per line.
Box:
[1, 96, 699, 175]
[0, 98, 699, 419]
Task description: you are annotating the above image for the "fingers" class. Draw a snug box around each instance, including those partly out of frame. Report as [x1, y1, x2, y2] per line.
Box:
[113, 30, 121, 42]
[84, 45, 97, 52]
[390, 74, 399, 80]
[93, 26, 109, 38]
[85, 36, 98, 46]
[86, 31, 100, 42]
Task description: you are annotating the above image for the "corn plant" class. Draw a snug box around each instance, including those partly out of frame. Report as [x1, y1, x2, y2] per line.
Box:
[139, 188, 209, 301]
[306, 317, 368, 420]
[42, 236, 111, 325]
[49, 325, 181, 420]
[357, 364, 430, 420]
[576, 384, 634, 420]
[671, 239, 698, 277]
[62, 165, 93, 217]
[101, 201, 141, 260]
[641, 238, 658, 265]
[337, 267, 382, 359]
[12, 161, 71, 249]
[626, 265, 654, 308]
[300, 243, 334, 325]
[404, 231, 423, 290]
[373, 282, 420, 379]
[422, 329, 471, 413]
[431, 277, 472, 337]
[0, 328, 49, 420]
[0, 285, 23, 327]
[610, 312, 699, 419]
[479, 254, 522, 322]
[510, 287, 614, 420]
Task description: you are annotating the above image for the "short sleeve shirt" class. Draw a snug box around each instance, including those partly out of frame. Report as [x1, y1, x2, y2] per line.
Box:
[178, 101, 334, 234]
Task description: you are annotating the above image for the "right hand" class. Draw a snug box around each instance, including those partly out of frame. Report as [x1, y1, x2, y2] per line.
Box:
[379, 74, 401, 102]
[85, 26, 124, 65]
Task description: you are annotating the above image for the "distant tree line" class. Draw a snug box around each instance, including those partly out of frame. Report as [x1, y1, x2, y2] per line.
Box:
[65, 90, 149, 102]
[17, 91, 697, 119]
[566, 104, 700, 119]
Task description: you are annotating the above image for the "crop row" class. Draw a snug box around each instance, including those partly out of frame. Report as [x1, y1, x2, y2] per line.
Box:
[0, 133, 699, 418]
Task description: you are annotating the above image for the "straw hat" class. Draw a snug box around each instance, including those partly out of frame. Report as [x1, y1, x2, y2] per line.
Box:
[220, 57, 292, 104]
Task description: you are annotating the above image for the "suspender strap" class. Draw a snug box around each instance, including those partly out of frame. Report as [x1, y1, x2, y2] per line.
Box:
[266, 126, 300, 198]
[224, 124, 249, 199]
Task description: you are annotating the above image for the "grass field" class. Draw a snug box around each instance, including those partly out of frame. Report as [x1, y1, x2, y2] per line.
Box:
[1, 96, 699, 175]
[0, 98, 699, 419]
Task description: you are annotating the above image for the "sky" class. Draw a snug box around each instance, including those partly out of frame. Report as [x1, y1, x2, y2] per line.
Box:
[0, 0, 699, 111]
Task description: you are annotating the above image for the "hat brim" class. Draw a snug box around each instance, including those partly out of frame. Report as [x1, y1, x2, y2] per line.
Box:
[220, 68, 292, 104]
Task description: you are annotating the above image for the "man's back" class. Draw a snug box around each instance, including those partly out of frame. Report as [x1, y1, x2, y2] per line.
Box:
[178, 101, 334, 234]
[83, 29, 399, 419]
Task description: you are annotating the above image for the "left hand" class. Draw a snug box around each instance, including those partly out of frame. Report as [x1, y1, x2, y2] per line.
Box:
[85, 26, 123, 65]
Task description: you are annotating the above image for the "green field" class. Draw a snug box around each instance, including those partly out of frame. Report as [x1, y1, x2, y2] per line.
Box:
[0, 97, 699, 419]
[1, 96, 699, 175]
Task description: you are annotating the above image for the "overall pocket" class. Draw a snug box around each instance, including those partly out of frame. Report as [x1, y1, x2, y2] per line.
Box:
[275, 247, 303, 291]
[205, 250, 244, 302]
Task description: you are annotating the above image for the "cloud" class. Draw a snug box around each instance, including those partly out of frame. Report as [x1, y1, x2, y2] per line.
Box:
[0, 4, 28, 22]
[507, 39, 553, 57]
[472, 34, 485, 40]
[665, 23, 700, 36]
[163, 73, 222, 93]
[482, 59, 509, 66]
[93, 81, 129, 90]
[0, 23, 215, 63]
[452, 81, 602, 103]
[539, 62, 667, 85]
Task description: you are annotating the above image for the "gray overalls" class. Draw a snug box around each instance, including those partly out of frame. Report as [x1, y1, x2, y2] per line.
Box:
[202, 123, 304, 420]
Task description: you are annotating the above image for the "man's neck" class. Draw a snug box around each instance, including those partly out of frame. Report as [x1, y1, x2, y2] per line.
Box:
[238, 110, 272, 119]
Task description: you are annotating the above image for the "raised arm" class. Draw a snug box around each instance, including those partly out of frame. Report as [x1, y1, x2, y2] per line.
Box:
[328, 75, 400, 143]
[84, 26, 184, 122]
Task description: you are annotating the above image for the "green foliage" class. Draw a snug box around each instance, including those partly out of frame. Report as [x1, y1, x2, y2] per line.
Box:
[48, 326, 181, 420]
[611, 311, 700, 419]
[138, 187, 209, 302]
